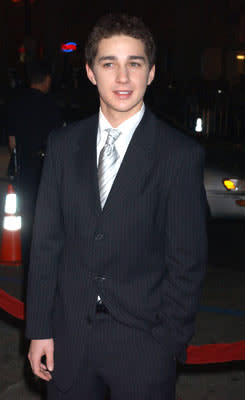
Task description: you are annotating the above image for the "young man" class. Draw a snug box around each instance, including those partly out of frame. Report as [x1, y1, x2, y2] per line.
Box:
[26, 14, 207, 400]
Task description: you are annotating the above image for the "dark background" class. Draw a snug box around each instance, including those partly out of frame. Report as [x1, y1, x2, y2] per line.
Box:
[0, 0, 245, 140]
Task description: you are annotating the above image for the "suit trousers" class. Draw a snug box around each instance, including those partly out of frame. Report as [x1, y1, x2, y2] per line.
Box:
[47, 311, 176, 400]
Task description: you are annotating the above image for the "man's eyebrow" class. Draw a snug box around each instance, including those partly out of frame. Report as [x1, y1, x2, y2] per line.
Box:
[98, 56, 117, 62]
[128, 56, 146, 62]
[97, 55, 147, 63]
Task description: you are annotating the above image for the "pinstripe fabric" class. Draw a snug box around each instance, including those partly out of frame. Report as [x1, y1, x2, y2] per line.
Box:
[26, 108, 208, 393]
[47, 313, 176, 400]
[98, 128, 121, 209]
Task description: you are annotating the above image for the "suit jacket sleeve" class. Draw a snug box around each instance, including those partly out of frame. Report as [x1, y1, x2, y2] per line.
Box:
[26, 131, 64, 339]
[153, 143, 208, 357]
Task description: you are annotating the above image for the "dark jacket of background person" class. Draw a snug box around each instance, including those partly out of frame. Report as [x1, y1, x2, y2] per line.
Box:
[7, 85, 62, 267]
[7, 87, 62, 162]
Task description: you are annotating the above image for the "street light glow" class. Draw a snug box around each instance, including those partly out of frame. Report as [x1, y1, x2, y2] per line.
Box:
[195, 118, 203, 133]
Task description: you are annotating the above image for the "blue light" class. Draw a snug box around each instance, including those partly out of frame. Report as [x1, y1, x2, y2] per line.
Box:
[61, 42, 77, 53]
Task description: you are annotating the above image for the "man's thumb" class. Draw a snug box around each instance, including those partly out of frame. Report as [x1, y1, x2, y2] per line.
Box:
[46, 351, 54, 371]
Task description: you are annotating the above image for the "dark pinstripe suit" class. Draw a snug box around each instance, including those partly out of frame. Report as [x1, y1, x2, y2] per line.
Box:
[26, 108, 207, 397]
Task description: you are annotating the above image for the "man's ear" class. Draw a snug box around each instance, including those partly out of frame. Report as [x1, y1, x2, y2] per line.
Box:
[86, 64, 97, 85]
[147, 64, 155, 86]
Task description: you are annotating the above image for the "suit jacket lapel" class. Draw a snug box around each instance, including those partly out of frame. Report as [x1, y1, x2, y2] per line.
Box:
[74, 109, 158, 216]
[103, 109, 157, 214]
[74, 115, 102, 215]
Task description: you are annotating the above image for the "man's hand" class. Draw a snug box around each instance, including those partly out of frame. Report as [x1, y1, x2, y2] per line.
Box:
[28, 338, 54, 381]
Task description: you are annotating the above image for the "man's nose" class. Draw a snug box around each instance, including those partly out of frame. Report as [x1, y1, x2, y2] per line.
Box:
[116, 66, 129, 83]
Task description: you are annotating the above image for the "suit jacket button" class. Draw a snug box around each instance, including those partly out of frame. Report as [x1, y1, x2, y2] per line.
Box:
[94, 275, 106, 282]
[95, 233, 104, 241]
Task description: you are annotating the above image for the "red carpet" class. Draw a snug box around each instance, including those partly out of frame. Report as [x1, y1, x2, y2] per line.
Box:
[1, 288, 245, 365]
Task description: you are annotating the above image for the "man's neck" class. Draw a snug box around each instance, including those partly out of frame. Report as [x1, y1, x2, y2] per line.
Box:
[100, 102, 144, 128]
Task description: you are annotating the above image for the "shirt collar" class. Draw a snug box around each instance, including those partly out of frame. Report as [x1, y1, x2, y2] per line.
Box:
[97, 104, 145, 145]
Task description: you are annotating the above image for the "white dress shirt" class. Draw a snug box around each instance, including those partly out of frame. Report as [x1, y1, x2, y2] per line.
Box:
[96, 104, 145, 304]
[97, 104, 145, 191]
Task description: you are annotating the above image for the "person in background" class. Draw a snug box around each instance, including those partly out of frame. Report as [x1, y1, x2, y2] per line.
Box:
[26, 14, 207, 400]
[7, 61, 62, 268]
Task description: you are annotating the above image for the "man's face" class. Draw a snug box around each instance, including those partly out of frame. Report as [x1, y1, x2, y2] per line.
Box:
[86, 35, 155, 125]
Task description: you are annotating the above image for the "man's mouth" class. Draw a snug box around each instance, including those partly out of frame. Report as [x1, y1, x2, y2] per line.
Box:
[113, 90, 133, 97]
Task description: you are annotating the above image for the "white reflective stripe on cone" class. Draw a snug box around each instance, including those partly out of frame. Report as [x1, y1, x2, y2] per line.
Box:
[4, 194, 17, 214]
[3, 216, 21, 231]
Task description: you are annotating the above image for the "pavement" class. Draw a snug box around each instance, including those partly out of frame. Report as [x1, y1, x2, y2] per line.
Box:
[0, 145, 245, 399]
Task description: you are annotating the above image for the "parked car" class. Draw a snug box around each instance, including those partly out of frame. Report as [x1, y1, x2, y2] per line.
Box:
[201, 139, 245, 218]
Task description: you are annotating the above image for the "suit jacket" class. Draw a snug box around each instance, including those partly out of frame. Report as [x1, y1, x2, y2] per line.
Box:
[26, 108, 207, 391]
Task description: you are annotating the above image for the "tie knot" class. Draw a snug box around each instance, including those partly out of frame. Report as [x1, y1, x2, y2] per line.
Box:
[105, 128, 121, 146]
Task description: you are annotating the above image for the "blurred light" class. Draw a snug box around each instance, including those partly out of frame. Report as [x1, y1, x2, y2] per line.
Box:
[236, 200, 245, 207]
[18, 45, 25, 54]
[224, 178, 245, 192]
[18, 45, 25, 63]
[11, 0, 35, 3]
[3, 216, 21, 231]
[223, 180, 236, 190]
[218, 89, 222, 94]
[195, 118, 203, 132]
[236, 54, 245, 60]
[61, 42, 77, 53]
[4, 194, 16, 214]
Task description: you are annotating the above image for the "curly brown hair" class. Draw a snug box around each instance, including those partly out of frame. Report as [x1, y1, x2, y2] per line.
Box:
[85, 14, 156, 69]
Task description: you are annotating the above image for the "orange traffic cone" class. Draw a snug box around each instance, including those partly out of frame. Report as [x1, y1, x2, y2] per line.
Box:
[0, 184, 22, 266]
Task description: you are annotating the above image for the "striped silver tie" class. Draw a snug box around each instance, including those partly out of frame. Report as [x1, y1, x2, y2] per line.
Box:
[98, 128, 121, 209]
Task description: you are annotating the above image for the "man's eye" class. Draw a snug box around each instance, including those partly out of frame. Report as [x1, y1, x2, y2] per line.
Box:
[130, 62, 141, 67]
[103, 63, 113, 68]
